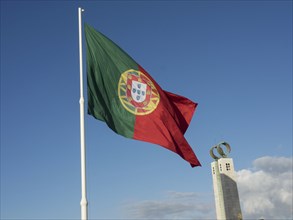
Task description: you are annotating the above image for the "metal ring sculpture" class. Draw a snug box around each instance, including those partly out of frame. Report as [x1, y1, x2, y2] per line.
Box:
[210, 142, 231, 160]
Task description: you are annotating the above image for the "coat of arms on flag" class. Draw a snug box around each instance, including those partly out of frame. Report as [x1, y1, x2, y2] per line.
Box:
[118, 69, 160, 115]
[131, 80, 147, 103]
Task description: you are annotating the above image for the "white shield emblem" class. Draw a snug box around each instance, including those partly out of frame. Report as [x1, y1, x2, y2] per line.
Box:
[131, 80, 147, 103]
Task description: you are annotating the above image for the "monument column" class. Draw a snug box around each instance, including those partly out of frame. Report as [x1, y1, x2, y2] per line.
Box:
[210, 142, 243, 220]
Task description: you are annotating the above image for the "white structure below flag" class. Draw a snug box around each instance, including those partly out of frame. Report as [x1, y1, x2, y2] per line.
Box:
[210, 142, 243, 220]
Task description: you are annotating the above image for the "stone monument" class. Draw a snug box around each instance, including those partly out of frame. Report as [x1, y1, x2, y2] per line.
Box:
[210, 142, 243, 220]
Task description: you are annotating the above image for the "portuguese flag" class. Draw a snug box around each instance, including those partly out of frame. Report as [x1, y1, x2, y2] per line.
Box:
[85, 24, 201, 167]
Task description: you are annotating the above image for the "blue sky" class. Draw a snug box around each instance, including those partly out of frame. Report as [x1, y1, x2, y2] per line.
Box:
[1, 1, 292, 219]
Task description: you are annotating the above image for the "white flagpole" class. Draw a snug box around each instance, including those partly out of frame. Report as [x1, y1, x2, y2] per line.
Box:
[78, 7, 88, 220]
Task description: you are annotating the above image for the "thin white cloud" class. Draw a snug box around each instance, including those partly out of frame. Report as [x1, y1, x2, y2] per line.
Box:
[124, 191, 214, 219]
[237, 156, 293, 219]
